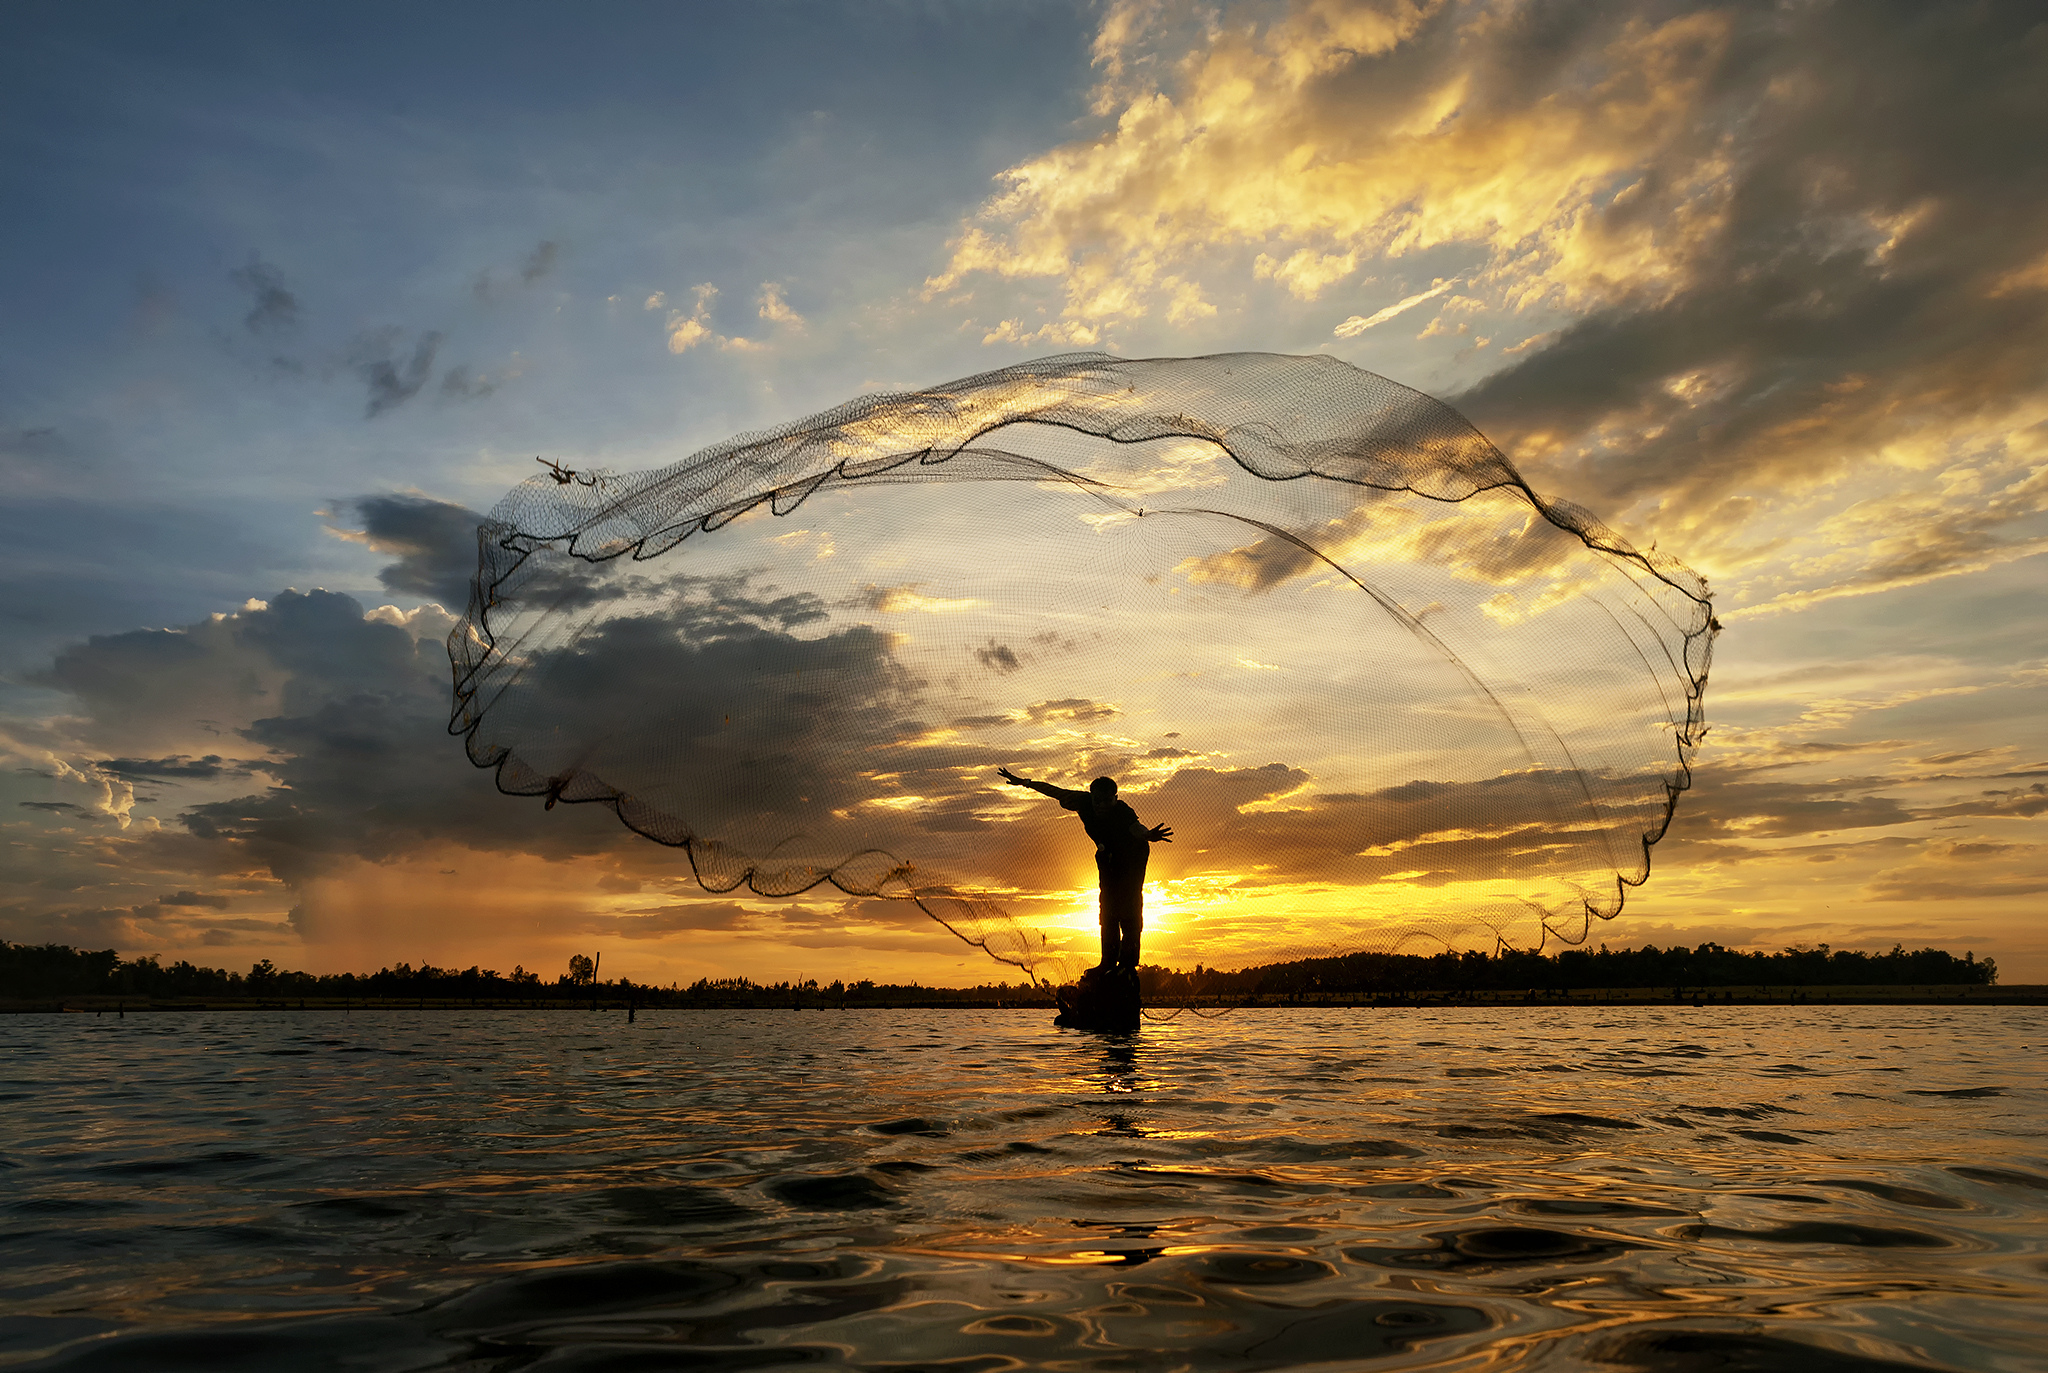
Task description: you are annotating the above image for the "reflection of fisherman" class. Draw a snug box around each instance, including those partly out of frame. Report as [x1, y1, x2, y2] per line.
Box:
[998, 770, 1172, 972]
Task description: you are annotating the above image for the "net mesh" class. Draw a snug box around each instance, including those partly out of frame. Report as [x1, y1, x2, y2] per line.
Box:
[449, 352, 1715, 985]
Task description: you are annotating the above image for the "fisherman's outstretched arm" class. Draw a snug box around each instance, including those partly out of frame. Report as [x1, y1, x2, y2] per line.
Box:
[997, 767, 1087, 805]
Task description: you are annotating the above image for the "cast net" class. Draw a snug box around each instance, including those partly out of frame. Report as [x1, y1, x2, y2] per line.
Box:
[449, 353, 1714, 985]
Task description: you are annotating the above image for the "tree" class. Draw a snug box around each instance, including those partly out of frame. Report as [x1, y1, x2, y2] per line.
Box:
[567, 953, 594, 985]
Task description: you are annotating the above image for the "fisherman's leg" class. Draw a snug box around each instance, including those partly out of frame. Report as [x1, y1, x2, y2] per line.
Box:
[1122, 864, 1155, 975]
[1105, 891, 1134, 970]
[1104, 858, 1145, 971]
[1094, 854, 1116, 971]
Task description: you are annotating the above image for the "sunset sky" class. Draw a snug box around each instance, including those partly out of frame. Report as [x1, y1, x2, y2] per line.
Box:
[4, 0, 2043, 986]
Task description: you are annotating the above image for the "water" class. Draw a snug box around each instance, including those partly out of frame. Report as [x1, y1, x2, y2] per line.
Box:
[1, 1006, 2042, 1372]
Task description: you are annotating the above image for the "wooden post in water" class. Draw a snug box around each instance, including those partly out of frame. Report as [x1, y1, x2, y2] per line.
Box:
[1053, 967, 1140, 1033]
[590, 951, 601, 1012]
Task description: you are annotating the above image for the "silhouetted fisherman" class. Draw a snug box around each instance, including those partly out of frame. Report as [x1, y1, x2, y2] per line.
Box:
[998, 770, 1171, 972]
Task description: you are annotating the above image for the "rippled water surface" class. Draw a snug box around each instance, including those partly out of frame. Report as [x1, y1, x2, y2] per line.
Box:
[2, 1006, 2043, 1371]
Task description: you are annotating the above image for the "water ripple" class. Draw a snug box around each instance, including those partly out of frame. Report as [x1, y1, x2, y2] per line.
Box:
[1, 1005, 2042, 1371]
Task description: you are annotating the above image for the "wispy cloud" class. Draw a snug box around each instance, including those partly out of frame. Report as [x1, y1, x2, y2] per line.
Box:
[351, 329, 443, 418]
[1334, 279, 1456, 337]
[229, 254, 299, 334]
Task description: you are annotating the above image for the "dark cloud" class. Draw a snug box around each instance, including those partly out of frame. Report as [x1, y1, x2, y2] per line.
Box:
[352, 330, 443, 418]
[229, 254, 299, 333]
[975, 640, 1021, 673]
[1024, 698, 1116, 724]
[521, 240, 559, 284]
[1673, 773, 1917, 841]
[17, 576, 921, 912]
[15, 591, 553, 910]
[1169, 767, 1510, 878]
[351, 494, 484, 609]
[471, 240, 562, 301]
[1151, 763, 1310, 813]
[19, 800, 91, 816]
[1863, 837, 2048, 903]
[505, 564, 831, 634]
[785, 898, 938, 932]
[155, 890, 230, 909]
[669, 574, 831, 632]
[1919, 780, 2048, 821]
[169, 591, 567, 886]
[1864, 874, 2048, 902]
[757, 896, 969, 952]
[605, 900, 753, 936]
[438, 365, 495, 401]
[1916, 749, 2002, 767]
[235, 589, 436, 714]
[842, 583, 939, 613]
[484, 603, 927, 837]
[96, 755, 260, 784]
[1726, 739, 1918, 775]
[1938, 841, 2024, 860]
[914, 792, 1001, 834]
[1639, 762, 2048, 914]
[1175, 531, 1322, 592]
[1667, 764, 2048, 850]
[29, 618, 273, 755]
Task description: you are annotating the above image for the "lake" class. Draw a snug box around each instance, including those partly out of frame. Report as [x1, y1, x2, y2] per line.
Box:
[2, 1005, 2042, 1371]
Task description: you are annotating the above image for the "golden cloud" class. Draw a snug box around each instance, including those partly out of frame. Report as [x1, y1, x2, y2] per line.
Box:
[928, 2, 1732, 326]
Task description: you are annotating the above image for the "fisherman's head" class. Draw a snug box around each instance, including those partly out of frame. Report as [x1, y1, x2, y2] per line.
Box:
[1090, 776, 1118, 799]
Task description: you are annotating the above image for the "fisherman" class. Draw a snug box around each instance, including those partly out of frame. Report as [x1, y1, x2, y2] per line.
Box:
[997, 769, 1171, 972]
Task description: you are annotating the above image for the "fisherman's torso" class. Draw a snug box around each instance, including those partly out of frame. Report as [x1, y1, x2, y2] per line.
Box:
[1076, 797, 1147, 860]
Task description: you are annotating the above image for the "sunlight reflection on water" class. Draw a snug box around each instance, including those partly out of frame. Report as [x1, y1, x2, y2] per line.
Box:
[1, 1006, 2042, 1371]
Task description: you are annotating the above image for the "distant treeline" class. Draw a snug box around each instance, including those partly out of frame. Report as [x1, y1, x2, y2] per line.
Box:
[0, 942, 1045, 1006]
[1, 945, 564, 1002]
[1145, 941, 1997, 999]
[0, 938, 1999, 1006]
